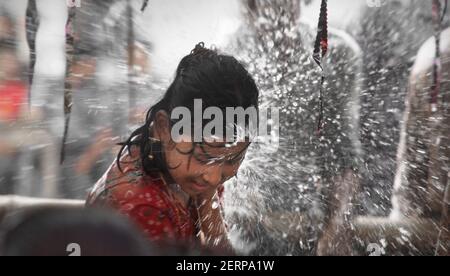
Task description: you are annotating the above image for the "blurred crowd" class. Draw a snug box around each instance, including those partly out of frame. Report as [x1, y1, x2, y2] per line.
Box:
[0, 8, 29, 196]
[0, 0, 157, 200]
[0, 197, 222, 256]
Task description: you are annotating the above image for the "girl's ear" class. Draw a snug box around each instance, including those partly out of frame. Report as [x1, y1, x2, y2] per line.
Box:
[154, 110, 175, 149]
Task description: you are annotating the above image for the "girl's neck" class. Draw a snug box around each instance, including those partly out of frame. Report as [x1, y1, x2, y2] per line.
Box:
[170, 183, 191, 208]
[149, 128, 192, 207]
[160, 172, 191, 208]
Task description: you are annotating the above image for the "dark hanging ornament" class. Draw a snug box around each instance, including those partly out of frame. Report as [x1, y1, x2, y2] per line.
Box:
[141, 0, 149, 12]
[312, 0, 328, 134]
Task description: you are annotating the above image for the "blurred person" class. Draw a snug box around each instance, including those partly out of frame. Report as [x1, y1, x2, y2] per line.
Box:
[0, 13, 28, 195]
[0, 0, 68, 199]
[0, 9, 15, 46]
[60, 0, 154, 199]
[0, 44, 27, 123]
[0, 10, 25, 124]
[61, 53, 116, 198]
[1, 0, 154, 199]
[0, 5, 62, 199]
[0, 207, 155, 256]
[355, 0, 450, 217]
[87, 43, 259, 254]
[391, 27, 450, 255]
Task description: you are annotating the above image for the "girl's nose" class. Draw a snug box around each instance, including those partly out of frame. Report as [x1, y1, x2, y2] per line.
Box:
[202, 164, 224, 188]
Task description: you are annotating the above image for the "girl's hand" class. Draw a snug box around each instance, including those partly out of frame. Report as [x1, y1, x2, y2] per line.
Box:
[196, 188, 217, 204]
[194, 185, 233, 254]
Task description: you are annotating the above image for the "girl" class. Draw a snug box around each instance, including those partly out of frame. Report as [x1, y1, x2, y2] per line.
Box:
[87, 43, 259, 253]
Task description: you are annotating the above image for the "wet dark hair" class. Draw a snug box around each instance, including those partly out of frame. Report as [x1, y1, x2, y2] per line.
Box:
[117, 43, 259, 175]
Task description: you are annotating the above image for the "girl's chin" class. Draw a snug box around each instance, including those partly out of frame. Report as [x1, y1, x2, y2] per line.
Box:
[180, 183, 212, 198]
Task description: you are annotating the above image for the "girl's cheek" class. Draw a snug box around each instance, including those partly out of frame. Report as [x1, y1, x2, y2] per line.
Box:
[192, 164, 211, 176]
[167, 149, 189, 169]
[223, 164, 240, 179]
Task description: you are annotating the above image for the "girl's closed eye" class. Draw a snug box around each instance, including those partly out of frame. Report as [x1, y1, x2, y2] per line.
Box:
[193, 150, 245, 166]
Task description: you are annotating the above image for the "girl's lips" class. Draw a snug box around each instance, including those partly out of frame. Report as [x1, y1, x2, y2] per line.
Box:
[192, 182, 209, 192]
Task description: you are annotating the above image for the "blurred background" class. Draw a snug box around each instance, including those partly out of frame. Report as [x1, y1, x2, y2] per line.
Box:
[0, 0, 448, 255]
[0, 0, 372, 200]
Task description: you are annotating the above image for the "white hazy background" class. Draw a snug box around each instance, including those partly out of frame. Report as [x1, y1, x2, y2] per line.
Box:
[1, 0, 366, 78]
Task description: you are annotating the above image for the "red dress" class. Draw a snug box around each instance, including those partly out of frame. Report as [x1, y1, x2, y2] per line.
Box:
[0, 81, 27, 122]
[86, 151, 199, 244]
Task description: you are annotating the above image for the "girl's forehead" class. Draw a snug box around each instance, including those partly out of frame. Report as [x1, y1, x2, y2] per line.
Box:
[178, 141, 249, 157]
[202, 141, 249, 154]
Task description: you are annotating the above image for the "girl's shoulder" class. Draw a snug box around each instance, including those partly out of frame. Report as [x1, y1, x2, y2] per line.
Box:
[86, 153, 197, 242]
[86, 152, 171, 210]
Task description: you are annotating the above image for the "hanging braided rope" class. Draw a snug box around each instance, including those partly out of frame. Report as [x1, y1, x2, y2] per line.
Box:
[312, 0, 328, 134]
[312, 0, 331, 245]
[60, 8, 77, 164]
